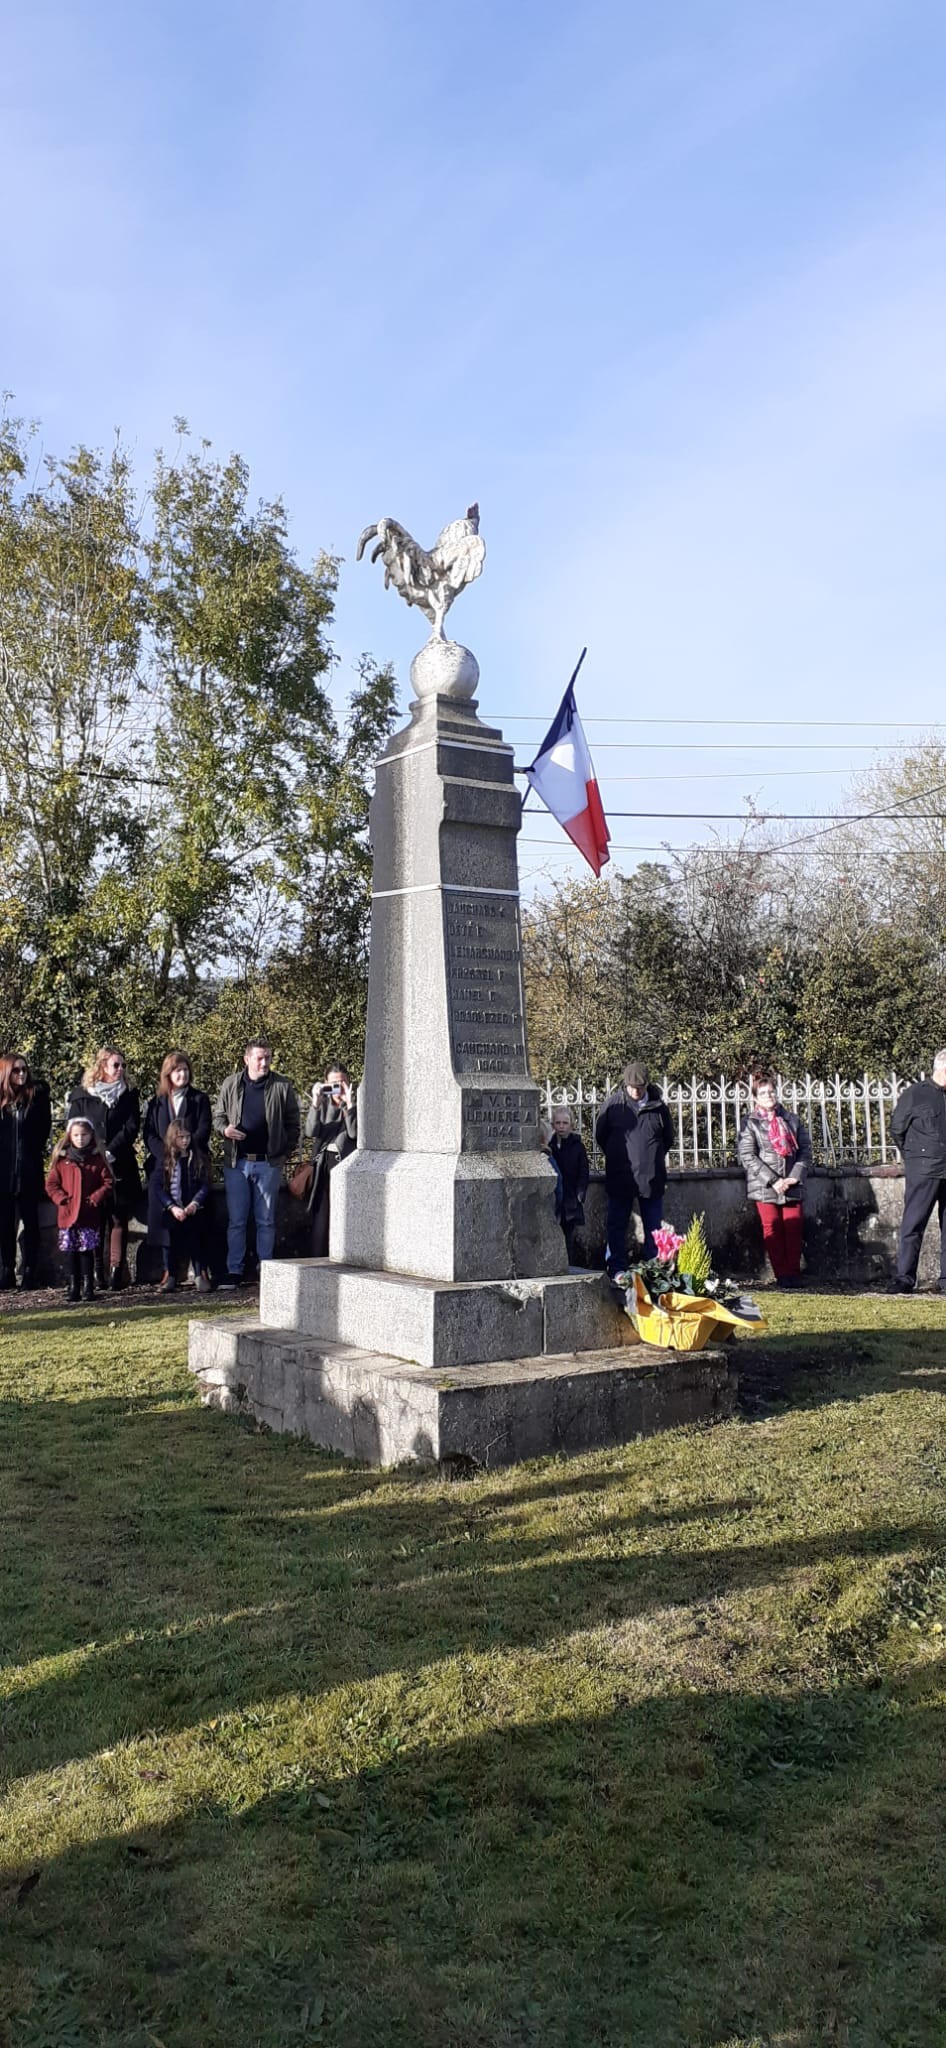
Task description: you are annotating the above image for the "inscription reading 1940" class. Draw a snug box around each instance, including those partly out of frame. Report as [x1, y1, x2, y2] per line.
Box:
[444, 892, 528, 1075]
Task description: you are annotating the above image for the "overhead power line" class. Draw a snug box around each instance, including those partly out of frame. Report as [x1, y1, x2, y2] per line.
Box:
[520, 836, 945, 857]
[519, 771, 946, 865]
[520, 841, 698, 854]
[594, 767, 883, 782]
[493, 714, 946, 730]
[523, 809, 946, 823]
[516, 742, 907, 754]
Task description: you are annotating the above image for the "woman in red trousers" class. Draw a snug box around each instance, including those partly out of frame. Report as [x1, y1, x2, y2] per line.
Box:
[737, 1071, 812, 1287]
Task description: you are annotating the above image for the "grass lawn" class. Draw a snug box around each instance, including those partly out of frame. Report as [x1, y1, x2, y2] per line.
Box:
[2, 1292, 946, 2047]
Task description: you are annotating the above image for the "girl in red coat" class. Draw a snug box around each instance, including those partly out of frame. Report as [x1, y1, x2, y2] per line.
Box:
[45, 1118, 113, 1303]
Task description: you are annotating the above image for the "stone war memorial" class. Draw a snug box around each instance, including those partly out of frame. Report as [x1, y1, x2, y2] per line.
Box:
[189, 506, 736, 1464]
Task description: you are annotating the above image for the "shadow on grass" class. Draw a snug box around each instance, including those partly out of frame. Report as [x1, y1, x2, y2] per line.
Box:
[5, 1663, 946, 2048]
[1, 1382, 943, 1776]
[736, 1320, 946, 1417]
[0, 1297, 252, 1336]
[4, 1304, 946, 2042]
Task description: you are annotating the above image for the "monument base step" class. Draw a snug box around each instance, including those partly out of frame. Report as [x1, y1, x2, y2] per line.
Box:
[258, 1259, 636, 1369]
[188, 1316, 738, 1469]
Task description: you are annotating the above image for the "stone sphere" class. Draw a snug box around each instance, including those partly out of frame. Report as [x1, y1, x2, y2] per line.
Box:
[410, 637, 480, 702]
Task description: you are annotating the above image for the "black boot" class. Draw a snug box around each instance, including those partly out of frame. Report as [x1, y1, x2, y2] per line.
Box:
[94, 1248, 106, 1290]
[109, 1265, 124, 1292]
[81, 1251, 96, 1302]
[17, 1270, 37, 1291]
[65, 1251, 82, 1305]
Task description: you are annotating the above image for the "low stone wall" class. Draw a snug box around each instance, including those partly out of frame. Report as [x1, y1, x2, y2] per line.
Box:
[12, 1163, 932, 1290]
[572, 1164, 929, 1286]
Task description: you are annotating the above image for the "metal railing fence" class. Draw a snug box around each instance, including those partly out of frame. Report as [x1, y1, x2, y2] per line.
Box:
[540, 1071, 921, 1171]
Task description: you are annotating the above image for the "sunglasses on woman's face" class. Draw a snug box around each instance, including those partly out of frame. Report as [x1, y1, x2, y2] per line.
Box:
[11, 1065, 27, 1075]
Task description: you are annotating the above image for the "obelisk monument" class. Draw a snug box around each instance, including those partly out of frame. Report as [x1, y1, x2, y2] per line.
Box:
[330, 504, 566, 1283]
[188, 504, 737, 1463]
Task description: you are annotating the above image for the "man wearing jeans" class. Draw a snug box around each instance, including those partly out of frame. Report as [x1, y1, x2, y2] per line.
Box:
[213, 1039, 301, 1288]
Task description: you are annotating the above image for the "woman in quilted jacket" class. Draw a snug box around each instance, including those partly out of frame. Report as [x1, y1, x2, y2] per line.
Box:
[737, 1071, 812, 1288]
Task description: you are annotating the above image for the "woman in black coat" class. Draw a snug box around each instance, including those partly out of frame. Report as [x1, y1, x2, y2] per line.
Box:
[547, 1106, 590, 1266]
[0, 1054, 52, 1289]
[143, 1051, 213, 1255]
[305, 1065, 357, 1256]
[67, 1046, 142, 1289]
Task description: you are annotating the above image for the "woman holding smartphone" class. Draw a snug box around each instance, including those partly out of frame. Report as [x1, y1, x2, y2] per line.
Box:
[304, 1065, 357, 1256]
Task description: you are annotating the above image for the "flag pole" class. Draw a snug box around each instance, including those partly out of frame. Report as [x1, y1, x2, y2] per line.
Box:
[567, 647, 588, 690]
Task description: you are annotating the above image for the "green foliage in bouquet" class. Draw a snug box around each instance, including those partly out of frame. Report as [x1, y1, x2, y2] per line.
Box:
[677, 1213, 712, 1291]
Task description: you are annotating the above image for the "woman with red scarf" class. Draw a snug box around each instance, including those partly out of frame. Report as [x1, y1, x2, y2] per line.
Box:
[737, 1071, 813, 1287]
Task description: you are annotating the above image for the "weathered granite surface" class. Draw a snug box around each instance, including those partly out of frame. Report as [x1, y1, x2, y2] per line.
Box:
[259, 1259, 636, 1368]
[332, 688, 566, 1282]
[189, 1315, 737, 1469]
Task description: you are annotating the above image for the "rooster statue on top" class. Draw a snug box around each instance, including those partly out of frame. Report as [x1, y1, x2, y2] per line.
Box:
[356, 504, 485, 641]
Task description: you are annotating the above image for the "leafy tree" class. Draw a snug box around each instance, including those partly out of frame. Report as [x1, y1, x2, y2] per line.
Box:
[0, 408, 397, 1107]
[0, 412, 147, 1083]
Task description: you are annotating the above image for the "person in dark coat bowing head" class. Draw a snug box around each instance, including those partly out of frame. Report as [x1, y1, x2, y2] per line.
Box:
[0, 1054, 52, 1290]
[143, 1052, 212, 1258]
[305, 1065, 358, 1256]
[595, 1060, 674, 1278]
[67, 1047, 141, 1291]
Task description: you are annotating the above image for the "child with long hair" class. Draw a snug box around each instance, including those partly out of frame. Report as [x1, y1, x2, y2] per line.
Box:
[156, 1119, 211, 1293]
[45, 1118, 113, 1304]
[142, 1051, 212, 1261]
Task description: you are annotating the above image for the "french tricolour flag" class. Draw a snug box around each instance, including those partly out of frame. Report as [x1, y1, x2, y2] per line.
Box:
[524, 652, 610, 876]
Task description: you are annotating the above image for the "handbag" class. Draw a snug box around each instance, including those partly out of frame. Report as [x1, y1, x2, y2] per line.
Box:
[288, 1159, 314, 1202]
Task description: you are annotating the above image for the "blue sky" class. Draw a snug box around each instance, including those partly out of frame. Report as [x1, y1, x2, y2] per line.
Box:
[3, 0, 945, 883]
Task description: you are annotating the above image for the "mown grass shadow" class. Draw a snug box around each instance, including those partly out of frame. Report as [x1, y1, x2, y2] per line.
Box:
[736, 1317, 946, 1417]
[1, 1386, 942, 1778]
[5, 1662, 946, 2047]
[0, 1297, 252, 1337]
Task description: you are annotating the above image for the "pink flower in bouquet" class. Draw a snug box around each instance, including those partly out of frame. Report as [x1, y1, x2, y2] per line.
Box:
[652, 1225, 685, 1263]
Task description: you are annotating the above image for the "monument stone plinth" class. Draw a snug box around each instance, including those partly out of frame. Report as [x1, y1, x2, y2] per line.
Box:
[330, 657, 566, 1284]
[188, 506, 736, 1464]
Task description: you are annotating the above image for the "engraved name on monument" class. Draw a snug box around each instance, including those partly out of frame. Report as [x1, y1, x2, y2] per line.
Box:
[444, 886, 537, 1151]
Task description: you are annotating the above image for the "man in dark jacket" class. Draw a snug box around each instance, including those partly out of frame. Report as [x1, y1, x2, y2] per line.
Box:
[595, 1060, 674, 1278]
[213, 1039, 301, 1288]
[891, 1052, 946, 1291]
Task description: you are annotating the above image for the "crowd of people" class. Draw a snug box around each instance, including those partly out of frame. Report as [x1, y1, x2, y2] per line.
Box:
[544, 1053, 946, 1295]
[0, 1038, 357, 1303]
[1, 1040, 946, 1303]
[538, 1060, 812, 1288]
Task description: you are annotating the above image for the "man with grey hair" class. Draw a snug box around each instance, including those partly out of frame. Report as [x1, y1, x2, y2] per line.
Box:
[890, 1052, 946, 1292]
